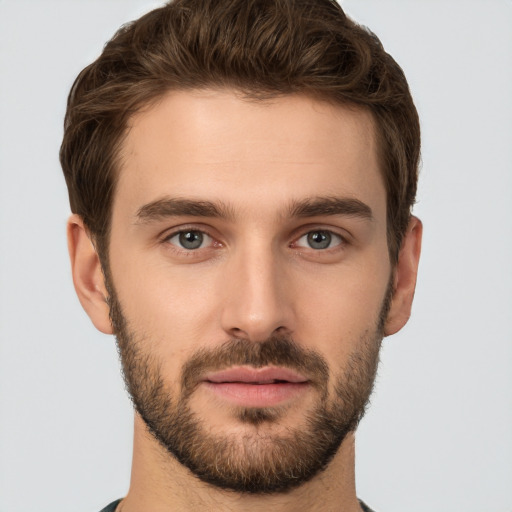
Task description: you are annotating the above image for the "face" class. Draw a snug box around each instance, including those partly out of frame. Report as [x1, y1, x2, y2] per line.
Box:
[105, 90, 393, 493]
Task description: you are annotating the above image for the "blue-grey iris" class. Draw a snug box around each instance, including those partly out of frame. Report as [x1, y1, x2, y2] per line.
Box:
[307, 231, 331, 250]
[179, 231, 203, 249]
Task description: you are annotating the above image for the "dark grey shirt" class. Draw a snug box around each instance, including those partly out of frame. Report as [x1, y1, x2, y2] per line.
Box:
[100, 498, 376, 511]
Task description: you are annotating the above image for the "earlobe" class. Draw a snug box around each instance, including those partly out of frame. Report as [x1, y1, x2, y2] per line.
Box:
[67, 214, 113, 334]
[384, 216, 423, 336]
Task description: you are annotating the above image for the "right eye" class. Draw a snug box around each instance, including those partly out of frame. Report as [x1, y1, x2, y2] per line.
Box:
[166, 230, 213, 250]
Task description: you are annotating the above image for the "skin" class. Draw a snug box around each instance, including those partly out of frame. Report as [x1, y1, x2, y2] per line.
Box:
[68, 90, 422, 512]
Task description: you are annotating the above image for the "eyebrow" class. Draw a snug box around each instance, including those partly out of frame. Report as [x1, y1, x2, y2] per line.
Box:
[136, 197, 235, 223]
[135, 195, 373, 224]
[288, 196, 373, 221]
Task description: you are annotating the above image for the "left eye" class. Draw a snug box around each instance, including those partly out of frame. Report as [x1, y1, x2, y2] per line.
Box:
[295, 230, 343, 250]
[167, 230, 212, 250]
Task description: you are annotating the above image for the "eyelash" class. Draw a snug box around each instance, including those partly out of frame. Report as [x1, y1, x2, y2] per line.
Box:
[160, 226, 348, 255]
[292, 230, 346, 251]
[161, 226, 219, 255]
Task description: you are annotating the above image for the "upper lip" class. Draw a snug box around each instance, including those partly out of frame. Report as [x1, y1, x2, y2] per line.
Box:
[204, 366, 308, 384]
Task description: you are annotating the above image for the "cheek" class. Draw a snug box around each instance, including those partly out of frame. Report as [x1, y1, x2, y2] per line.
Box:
[294, 267, 387, 401]
[293, 258, 390, 358]
[110, 252, 222, 358]
[109, 225, 391, 377]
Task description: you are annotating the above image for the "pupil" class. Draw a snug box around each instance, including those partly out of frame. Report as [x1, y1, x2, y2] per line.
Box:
[179, 231, 203, 249]
[307, 231, 331, 249]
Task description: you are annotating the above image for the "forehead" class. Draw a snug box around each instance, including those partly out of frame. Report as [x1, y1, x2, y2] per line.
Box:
[115, 89, 385, 220]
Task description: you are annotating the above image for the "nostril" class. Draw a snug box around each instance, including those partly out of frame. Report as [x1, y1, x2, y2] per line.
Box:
[229, 327, 247, 339]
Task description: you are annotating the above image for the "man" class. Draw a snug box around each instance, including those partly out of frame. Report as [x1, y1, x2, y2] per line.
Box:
[61, 0, 421, 510]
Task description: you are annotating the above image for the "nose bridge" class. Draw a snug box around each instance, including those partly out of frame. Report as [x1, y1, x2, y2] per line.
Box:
[221, 237, 293, 341]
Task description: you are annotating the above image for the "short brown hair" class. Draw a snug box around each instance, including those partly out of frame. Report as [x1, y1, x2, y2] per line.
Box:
[60, 0, 420, 264]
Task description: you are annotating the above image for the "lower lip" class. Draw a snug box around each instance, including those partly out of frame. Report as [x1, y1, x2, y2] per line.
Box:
[203, 381, 310, 407]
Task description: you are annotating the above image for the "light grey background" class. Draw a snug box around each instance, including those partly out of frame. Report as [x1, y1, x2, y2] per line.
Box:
[1, 1, 511, 511]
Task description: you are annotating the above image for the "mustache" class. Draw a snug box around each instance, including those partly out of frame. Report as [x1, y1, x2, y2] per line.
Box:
[180, 335, 329, 397]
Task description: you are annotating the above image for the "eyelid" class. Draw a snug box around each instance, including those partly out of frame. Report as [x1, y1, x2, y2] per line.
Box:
[157, 223, 350, 254]
[294, 230, 344, 250]
[160, 223, 214, 240]
[167, 230, 213, 249]
[160, 224, 220, 250]
[291, 225, 350, 246]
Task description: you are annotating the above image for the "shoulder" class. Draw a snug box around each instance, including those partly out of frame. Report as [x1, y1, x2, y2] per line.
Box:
[98, 499, 122, 512]
[359, 499, 377, 512]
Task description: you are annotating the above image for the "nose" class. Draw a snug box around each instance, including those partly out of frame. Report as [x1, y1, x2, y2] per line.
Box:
[220, 243, 295, 342]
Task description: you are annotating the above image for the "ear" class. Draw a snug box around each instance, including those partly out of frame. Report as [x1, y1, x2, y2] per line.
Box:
[67, 214, 113, 334]
[384, 216, 422, 336]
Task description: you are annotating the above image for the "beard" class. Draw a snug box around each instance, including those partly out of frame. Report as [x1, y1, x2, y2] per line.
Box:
[107, 275, 390, 495]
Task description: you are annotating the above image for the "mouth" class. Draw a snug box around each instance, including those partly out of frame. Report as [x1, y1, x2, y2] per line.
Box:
[202, 366, 310, 407]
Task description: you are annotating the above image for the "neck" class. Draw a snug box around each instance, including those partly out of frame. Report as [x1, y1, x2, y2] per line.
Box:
[119, 414, 362, 512]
